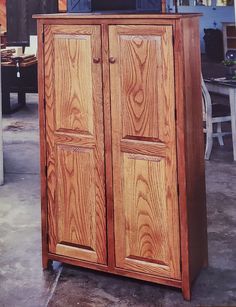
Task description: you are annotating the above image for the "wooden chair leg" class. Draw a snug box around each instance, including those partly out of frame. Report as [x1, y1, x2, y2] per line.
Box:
[217, 122, 224, 146]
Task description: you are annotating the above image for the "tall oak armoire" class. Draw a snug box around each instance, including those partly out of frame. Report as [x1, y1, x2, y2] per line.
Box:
[35, 13, 208, 300]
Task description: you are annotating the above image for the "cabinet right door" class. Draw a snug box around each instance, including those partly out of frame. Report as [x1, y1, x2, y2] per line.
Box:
[109, 25, 181, 279]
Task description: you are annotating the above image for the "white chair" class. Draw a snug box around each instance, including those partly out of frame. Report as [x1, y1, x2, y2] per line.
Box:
[201, 76, 232, 160]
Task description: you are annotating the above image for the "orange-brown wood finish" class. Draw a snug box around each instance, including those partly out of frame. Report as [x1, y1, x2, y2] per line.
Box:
[109, 25, 180, 280]
[35, 13, 207, 301]
[44, 24, 107, 264]
[0, 0, 6, 31]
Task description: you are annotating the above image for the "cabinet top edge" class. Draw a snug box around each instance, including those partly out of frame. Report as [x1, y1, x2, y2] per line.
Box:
[33, 13, 202, 20]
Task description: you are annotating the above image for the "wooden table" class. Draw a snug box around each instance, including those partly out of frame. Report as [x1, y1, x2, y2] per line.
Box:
[205, 79, 236, 161]
[1, 59, 38, 114]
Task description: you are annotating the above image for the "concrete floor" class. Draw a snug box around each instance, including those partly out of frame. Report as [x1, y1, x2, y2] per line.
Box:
[0, 93, 236, 307]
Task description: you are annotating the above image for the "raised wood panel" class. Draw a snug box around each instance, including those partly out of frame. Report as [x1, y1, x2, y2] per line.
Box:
[57, 146, 96, 249]
[123, 154, 169, 266]
[120, 34, 160, 140]
[56, 145, 98, 262]
[114, 149, 180, 278]
[54, 33, 94, 134]
[110, 26, 173, 142]
[109, 25, 180, 279]
[44, 24, 107, 264]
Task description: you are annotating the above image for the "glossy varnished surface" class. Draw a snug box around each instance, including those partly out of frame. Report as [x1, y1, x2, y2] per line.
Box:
[109, 25, 180, 279]
[37, 14, 207, 300]
[44, 24, 107, 264]
[34, 12, 201, 19]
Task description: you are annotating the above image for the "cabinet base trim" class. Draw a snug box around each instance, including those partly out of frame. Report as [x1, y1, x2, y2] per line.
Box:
[47, 253, 182, 289]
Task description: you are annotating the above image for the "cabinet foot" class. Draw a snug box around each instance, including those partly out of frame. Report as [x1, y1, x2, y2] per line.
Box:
[42, 257, 53, 270]
[182, 285, 191, 301]
[203, 258, 208, 268]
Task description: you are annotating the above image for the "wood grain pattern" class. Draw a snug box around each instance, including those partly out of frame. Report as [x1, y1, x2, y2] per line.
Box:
[56, 145, 96, 260]
[122, 154, 170, 269]
[37, 19, 50, 269]
[44, 24, 107, 264]
[0, 0, 6, 31]
[54, 33, 94, 134]
[101, 23, 116, 269]
[36, 14, 207, 300]
[110, 26, 173, 144]
[120, 34, 161, 140]
[177, 17, 208, 299]
[109, 25, 180, 279]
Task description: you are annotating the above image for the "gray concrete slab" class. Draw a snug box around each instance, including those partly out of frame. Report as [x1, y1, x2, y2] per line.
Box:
[0, 97, 61, 307]
[0, 94, 235, 307]
[0, 173, 62, 307]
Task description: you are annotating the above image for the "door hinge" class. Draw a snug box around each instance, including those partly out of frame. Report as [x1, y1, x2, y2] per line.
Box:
[45, 165, 48, 177]
[44, 98, 46, 109]
[42, 31, 45, 44]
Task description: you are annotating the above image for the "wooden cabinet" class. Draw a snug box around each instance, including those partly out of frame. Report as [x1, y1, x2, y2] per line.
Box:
[35, 13, 208, 300]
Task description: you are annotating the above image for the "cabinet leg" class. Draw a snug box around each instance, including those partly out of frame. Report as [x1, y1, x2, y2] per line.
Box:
[42, 256, 53, 270]
[182, 284, 191, 301]
[203, 257, 208, 268]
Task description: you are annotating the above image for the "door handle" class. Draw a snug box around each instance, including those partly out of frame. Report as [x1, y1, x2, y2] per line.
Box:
[109, 57, 116, 64]
[93, 57, 101, 64]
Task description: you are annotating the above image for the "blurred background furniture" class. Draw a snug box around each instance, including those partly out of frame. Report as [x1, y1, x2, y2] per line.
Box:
[67, 0, 165, 13]
[6, 0, 58, 47]
[202, 76, 232, 160]
[1, 58, 38, 114]
[223, 23, 236, 60]
[203, 78, 236, 160]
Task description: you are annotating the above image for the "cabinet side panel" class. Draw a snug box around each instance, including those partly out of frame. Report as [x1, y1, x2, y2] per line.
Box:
[37, 20, 49, 269]
[181, 17, 208, 283]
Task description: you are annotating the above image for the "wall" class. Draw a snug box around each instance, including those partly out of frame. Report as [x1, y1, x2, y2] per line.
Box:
[168, 4, 235, 52]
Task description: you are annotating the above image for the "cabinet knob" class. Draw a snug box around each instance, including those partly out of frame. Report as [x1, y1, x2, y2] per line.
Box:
[93, 57, 101, 64]
[109, 57, 116, 64]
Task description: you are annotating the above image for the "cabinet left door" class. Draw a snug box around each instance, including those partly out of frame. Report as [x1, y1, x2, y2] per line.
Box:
[44, 25, 107, 264]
